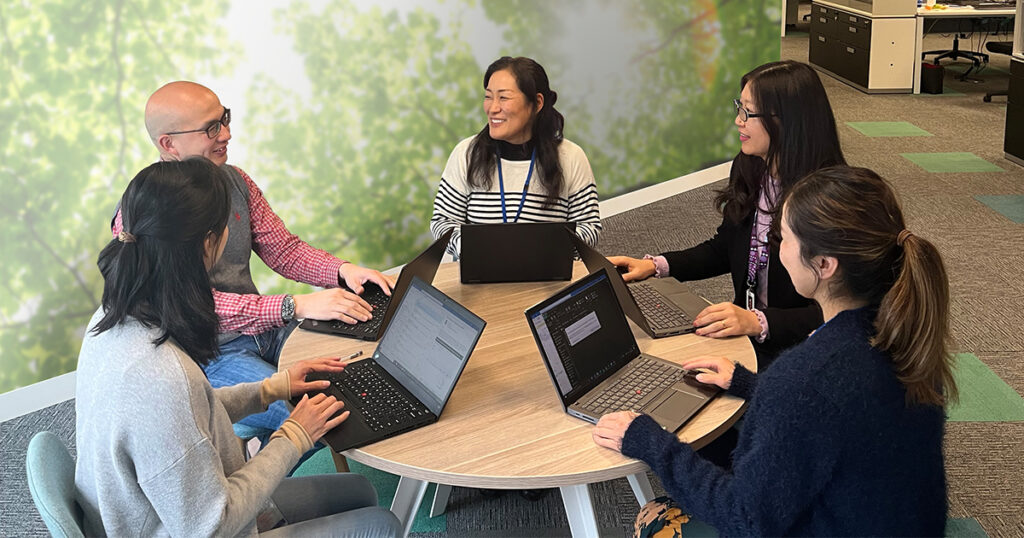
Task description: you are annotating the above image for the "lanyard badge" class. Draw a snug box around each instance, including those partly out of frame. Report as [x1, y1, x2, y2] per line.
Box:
[746, 209, 770, 311]
[497, 147, 537, 224]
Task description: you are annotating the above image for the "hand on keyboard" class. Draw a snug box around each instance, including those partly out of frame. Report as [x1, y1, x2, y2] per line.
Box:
[295, 288, 373, 324]
[339, 263, 395, 296]
[286, 356, 348, 396]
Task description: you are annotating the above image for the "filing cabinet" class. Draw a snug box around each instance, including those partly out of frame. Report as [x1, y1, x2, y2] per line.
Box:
[809, 1, 916, 93]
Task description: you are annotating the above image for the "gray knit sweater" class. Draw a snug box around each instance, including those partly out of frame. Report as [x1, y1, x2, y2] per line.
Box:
[74, 310, 300, 536]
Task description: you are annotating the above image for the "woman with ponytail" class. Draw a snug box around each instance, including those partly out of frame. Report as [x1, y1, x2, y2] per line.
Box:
[76, 158, 399, 536]
[430, 56, 602, 256]
[593, 166, 954, 536]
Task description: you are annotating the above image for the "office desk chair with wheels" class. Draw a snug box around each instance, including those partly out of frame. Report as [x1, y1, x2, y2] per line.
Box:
[984, 41, 1013, 102]
[923, 32, 990, 81]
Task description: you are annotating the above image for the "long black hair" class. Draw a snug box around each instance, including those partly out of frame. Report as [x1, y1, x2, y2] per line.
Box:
[715, 60, 846, 228]
[467, 56, 565, 203]
[92, 158, 231, 365]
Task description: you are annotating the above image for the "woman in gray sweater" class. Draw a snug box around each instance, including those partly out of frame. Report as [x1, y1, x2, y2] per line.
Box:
[75, 158, 399, 537]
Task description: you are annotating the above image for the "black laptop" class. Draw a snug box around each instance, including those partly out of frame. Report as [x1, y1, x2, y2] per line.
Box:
[525, 269, 719, 431]
[300, 229, 452, 341]
[571, 235, 709, 338]
[306, 276, 486, 452]
[460, 222, 575, 284]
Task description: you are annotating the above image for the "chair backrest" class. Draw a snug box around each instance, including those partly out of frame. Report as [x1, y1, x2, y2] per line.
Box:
[25, 431, 85, 538]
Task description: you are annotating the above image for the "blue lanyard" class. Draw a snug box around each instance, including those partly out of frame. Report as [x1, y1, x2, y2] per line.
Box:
[497, 147, 536, 223]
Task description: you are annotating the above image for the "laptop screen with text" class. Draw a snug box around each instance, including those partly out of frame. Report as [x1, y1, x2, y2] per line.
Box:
[527, 270, 639, 406]
[375, 276, 485, 415]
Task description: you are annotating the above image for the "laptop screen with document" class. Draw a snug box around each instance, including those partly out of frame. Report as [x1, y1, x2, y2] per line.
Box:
[526, 270, 639, 407]
[374, 276, 485, 415]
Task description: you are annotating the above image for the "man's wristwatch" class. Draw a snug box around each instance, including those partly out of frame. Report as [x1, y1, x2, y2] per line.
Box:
[281, 295, 296, 322]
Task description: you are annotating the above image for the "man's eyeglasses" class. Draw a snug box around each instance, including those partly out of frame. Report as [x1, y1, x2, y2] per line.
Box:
[733, 99, 770, 122]
[165, 107, 231, 139]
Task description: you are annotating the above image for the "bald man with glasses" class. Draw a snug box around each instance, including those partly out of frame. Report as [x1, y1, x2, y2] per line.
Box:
[112, 81, 393, 445]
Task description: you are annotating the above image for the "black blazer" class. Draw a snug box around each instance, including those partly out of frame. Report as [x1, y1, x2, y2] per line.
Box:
[662, 211, 822, 365]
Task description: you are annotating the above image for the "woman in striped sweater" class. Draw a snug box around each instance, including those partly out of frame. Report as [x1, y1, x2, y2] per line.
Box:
[430, 56, 601, 257]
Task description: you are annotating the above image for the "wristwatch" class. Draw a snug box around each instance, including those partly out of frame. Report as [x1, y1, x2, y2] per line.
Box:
[281, 295, 296, 322]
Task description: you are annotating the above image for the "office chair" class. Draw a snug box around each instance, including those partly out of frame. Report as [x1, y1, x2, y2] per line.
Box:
[984, 41, 1013, 102]
[923, 32, 990, 81]
[25, 431, 86, 538]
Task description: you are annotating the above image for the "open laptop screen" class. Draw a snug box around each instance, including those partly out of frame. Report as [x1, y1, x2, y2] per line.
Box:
[526, 270, 639, 407]
[375, 276, 485, 415]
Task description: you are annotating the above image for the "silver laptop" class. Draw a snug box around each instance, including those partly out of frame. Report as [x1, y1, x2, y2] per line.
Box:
[571, 235, 709, 338]
[525, 269, 719, 431]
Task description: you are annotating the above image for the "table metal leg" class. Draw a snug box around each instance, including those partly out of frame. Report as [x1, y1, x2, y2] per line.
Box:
[559, 484, 600, 538]
[429, 483, 452, 517]
[390, 476, 428, 537]
[626, 472, 655, 506]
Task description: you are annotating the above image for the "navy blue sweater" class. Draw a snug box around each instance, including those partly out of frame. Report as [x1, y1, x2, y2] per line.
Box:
[622, 308, 947, 536]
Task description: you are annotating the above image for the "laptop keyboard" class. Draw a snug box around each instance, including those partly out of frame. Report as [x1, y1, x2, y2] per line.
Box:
[327, 360, 430, 432]
[327, 286, 390, 335]
[579, 356, 689, 415]
[629, 282, 691, 331]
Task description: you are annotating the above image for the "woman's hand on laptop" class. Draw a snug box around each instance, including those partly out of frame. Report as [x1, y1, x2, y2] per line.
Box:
[339, 263, 395, 296]
[289, 393, 349, 443]
[607, 256, 656, 282]
[287, 356, 347, 396]
[693, 303, 760, 338]
[680, 356, 734, 390]
[592, 411, 641, 453]
[294, 288, 373, 323]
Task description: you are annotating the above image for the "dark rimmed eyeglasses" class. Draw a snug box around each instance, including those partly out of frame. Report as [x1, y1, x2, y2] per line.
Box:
[733, 99, 771, 122]
[165, 107, 231, 139]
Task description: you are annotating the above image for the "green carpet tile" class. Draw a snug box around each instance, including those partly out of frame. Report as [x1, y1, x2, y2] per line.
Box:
[291, 447, 446, 534]
[975, 195, 1024, 224]
[946, 517, 989, 537]
[901, 152, 1004, 173]
[947, 353, 1024, 422]
[847, 121, 933, 137]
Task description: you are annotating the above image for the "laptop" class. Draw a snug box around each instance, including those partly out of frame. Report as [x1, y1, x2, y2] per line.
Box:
[300, 229, 452, 341]
[305, 276, 486, 452]
[525, 269, 720, 431]
[571, 235, 709, 338]
[460, 222, 575, 284]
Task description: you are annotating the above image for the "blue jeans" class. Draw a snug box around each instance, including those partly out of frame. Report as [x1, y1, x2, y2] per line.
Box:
[204, 322, 299, 439]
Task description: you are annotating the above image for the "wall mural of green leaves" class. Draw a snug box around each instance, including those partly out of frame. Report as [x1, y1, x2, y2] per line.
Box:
[0, 0, 778, 394]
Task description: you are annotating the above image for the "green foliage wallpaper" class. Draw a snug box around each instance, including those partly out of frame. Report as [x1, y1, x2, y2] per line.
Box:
[0, 0, 778, 394]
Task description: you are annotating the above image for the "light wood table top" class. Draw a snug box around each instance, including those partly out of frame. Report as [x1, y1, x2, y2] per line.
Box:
[279, 262, 756, 489]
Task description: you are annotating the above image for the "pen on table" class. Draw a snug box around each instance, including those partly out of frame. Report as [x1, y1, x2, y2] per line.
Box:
[345, 350, 364, 360]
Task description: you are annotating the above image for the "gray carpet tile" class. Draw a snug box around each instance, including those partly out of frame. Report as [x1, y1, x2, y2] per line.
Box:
[0, 400, 76, 536]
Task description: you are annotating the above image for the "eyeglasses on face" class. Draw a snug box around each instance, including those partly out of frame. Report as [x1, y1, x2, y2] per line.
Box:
[733, 99, 770, 122]
[165, 107, 231, 139]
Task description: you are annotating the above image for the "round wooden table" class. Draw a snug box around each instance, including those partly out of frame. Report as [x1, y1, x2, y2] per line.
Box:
[279, 262, 756, 536]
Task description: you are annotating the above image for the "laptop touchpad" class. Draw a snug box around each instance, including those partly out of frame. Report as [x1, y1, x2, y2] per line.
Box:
[647, 389, 704, 431]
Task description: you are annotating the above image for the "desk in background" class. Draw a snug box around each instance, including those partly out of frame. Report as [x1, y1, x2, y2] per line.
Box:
[279, 262, 757, 537]
[913, 6, 1017, 94]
